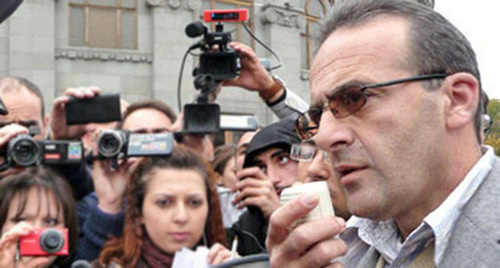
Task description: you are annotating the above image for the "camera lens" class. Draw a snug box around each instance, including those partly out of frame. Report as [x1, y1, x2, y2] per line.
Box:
[8, 135, 41, 166]
[39, 229, 64, 253]
[97, 130, 125, 158]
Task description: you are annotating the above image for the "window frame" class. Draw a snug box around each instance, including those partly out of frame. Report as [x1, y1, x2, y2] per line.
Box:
[301, 0, 331, 69]
[68, 0, 138, 49]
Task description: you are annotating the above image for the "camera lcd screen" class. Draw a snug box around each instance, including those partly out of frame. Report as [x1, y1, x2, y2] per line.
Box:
[211, 12, 239, 21]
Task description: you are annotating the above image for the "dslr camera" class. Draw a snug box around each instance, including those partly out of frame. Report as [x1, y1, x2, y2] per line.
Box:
[19, 228, 69, 256]
[0, 128, 83, 172]
[97, 129, 174, 159]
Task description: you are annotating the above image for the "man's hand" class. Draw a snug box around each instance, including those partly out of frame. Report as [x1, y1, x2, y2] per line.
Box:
[222, 42, 281, 101]
[0, 124, 28, 147]
[49, 87, 100, 140]
[232, 167, 280, 219]
[266, 193, 347, 268]
[93, 156, 131, 214]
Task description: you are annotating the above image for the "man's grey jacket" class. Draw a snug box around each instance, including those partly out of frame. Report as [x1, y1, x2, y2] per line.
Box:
[353, 157, 500, 268]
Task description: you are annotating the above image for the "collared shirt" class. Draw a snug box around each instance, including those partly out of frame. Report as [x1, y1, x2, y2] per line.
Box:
[341, 146, 496, 267]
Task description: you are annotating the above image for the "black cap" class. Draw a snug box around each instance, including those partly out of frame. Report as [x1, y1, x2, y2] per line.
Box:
[0, 0, 23, 24]
[243, 119, 300, 168]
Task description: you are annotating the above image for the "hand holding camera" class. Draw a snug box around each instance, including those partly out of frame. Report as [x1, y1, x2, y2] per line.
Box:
[0, 222, 66, 268]
[221, 42, 278, 99]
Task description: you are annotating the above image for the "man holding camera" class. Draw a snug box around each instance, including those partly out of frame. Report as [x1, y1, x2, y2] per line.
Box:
[266, 0, 500, 267]
[0, 77, 48, 177]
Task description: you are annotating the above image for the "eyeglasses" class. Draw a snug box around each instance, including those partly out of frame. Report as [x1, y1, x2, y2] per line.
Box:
[296, 73, 448, 139]
[290, 143, 330, 164]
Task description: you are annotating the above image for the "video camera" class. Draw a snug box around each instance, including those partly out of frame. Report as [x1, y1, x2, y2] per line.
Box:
[182, 9, 249, 134]
[96, 129, 174, 160]
[0, 127, 83, 172]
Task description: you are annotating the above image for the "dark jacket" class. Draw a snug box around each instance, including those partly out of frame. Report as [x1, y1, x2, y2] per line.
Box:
[226, 206, 268, 256]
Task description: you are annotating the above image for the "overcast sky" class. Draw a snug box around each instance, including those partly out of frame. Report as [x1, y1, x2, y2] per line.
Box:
[435, 0, 500, 99]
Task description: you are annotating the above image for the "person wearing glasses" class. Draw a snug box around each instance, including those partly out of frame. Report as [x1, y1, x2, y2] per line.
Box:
[266, 0, 499, 267]
[291, 140, 350, 221]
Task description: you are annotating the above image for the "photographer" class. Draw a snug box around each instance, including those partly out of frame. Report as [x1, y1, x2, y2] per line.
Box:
[0, 77, 94, 200]
[0, 168, 78, 267]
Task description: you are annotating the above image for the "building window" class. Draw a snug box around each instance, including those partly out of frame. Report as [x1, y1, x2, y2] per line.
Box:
[201, 0, 255, 48]
[69, 0, 138, 49]
[300, 0, 332, 69]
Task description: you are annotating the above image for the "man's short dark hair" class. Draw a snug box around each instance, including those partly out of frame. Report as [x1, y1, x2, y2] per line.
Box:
[0, 76, 45, 118]
[318, 0, 483, 142]
[117, 99, 177, 129]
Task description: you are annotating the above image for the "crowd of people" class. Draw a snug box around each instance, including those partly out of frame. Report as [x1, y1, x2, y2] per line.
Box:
[0, 0, 498, 267]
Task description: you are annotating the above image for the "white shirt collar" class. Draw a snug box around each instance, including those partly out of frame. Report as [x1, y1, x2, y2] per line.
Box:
[344, 146, 496, 266]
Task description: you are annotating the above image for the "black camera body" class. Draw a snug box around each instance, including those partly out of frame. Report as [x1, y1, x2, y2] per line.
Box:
[198, 50, 239, 81]
[0, 134, 83, 171]
[186, 21, 240, 82]
[97, 130, 174, 159]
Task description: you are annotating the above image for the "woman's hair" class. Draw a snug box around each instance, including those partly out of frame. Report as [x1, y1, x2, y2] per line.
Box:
[100, 145, 226, 266]
[0, 168, 78, 266]
[212, 144, 237, 178]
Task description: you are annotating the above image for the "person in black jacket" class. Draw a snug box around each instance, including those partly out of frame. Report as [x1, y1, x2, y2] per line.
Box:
[227, 118, 300, 255]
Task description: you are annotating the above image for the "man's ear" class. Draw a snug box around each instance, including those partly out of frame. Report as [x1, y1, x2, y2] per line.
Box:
[442, 72, 479, 130]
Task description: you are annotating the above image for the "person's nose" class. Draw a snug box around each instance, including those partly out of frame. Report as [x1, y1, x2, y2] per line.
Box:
[313, 111, 354, 153]
[266, 165, 282, 187]
[173, 203, 189, 224]
[306, 152, 328, 182]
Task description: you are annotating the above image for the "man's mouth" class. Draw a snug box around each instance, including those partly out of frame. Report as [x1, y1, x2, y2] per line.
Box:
[334, 164, 366, 179]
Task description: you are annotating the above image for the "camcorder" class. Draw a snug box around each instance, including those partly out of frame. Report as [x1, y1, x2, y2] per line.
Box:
[19, 228, 69, 256]
[0, 127, 84, 172]
[97, 129, 174, 160]
[183, 9, 249, 134]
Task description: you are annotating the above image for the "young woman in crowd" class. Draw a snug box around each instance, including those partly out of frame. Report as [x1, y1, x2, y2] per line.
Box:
[212, 144, 238, 189]
[98, 145, 234, 267]
[0, 168, 78, 267]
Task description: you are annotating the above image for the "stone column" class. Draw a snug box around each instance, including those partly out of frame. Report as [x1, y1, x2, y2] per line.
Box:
[3, 0, 56, 110]
[148, 0, 202, 113]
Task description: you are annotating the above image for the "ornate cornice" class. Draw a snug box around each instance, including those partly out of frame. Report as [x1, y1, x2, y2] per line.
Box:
[146, 0, 201, 11]
[261, 4, 305, 29]
[55, 48, 153, 63]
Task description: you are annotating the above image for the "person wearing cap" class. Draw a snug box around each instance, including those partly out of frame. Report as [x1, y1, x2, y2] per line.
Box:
[226, 118, 300, 256]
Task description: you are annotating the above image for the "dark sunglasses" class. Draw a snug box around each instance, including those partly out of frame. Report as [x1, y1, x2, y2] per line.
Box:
[296, 73, 448, 139]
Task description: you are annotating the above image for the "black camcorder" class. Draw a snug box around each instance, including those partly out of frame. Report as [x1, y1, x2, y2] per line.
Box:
[0, 129, 83, 172]
[97, 129, 174, 159]
[182, 9, 249, 134]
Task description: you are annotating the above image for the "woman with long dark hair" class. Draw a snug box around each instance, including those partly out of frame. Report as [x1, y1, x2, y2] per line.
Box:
[0, 168, 78, 267]
[98, 145, 233, 267]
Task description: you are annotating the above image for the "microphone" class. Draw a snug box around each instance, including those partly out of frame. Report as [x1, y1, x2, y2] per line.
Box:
[185, 21, 207, 38]
[71, 260, 93, 268]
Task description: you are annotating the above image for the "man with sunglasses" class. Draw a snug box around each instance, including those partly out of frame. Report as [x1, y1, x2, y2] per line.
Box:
[266, 0, 499, 267]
